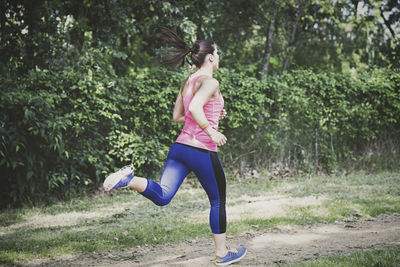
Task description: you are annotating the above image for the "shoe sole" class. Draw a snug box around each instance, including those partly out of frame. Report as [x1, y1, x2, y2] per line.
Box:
[215, 250, 247, 266]
[103, 172, 125, 192]
[103, 166, 134, 192]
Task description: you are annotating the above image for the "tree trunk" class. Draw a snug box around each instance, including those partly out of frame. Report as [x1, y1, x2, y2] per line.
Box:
[379, 7, 397, 40]
[0, 1, 7, 50]
[351, 0, 360, 17]
[261, 5, 277, 77]
[282, 3, 305, 72]
[23, 0, 45, 69]
[314, 127, 319, 167]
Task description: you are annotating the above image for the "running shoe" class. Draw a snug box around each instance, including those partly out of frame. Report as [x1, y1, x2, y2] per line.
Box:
[103, 165, 135, 191]
[215, 247, 247, 266]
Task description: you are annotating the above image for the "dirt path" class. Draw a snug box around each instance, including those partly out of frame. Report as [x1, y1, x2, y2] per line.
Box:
[32, 213, 400, 266]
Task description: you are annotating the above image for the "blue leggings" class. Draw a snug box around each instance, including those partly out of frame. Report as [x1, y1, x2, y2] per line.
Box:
[140, 142, 226, 234]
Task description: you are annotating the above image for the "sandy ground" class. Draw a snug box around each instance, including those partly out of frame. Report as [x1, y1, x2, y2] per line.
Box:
[29, 213, 400, 266]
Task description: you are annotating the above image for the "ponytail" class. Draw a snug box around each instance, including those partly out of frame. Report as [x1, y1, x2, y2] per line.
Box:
[157, 26, 192, 68]
[157, 26, 215, 69]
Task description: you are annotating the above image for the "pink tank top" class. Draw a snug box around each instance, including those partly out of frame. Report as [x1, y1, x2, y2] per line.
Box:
[176, 74, 224, 152]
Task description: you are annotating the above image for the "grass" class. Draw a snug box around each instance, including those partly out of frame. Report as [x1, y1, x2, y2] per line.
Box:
[288, 247, 400, 267]
[0, 171, 399, 265]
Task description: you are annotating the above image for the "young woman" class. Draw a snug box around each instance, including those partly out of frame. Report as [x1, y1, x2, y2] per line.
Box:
[103, 27, 247, 266]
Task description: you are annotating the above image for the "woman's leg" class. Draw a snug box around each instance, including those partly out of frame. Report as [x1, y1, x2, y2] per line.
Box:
[128, 145, 190, 206]
[129, 143, 228, 256]
[213, 233, 228, 257]
[128, 176, 147, 193]
[191, 151, 228, 256]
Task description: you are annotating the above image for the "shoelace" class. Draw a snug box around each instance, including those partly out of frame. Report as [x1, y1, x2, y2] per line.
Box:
[215, 246, 239, 262]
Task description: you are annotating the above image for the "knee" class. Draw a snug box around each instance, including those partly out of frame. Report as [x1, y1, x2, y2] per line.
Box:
[210, 198, 226, 207]
[154, 197, 172, 206]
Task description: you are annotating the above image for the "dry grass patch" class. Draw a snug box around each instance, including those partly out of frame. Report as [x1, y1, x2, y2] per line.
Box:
[187, 195, 329, 224]
[0, 196, 141, 235]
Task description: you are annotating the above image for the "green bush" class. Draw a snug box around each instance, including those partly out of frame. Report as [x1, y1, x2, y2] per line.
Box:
[255, 69, 400, 173]
[1, 47, 123, 205]
[1, 59, 399, 207]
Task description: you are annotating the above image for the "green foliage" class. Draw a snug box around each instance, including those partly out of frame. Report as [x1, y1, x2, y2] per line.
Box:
[216, 68, 400, 175]
[3, 0, 399, 78]
[1, 46, 122, 205]
[1, 64, 400, 207]
[1, 1, 399, 207]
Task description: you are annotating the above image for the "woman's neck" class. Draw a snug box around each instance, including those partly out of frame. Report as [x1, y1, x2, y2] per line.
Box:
[194, 66, 213, 78]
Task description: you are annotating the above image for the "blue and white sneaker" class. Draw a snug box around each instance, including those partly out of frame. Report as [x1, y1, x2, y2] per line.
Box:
[215, 247, 247, 266]
[103, 165, 135, 192]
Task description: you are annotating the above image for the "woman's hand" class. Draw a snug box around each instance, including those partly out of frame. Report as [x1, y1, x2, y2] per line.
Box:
[206, 127, 227, 146]
[219, 109, 227, 120]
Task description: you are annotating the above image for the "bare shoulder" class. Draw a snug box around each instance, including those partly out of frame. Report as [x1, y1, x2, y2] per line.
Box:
[193, 75, 219, 95]
[199, 76, 219, 89]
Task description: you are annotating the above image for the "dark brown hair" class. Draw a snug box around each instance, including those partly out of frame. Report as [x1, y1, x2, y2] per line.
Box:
[157, 26, 215, 68]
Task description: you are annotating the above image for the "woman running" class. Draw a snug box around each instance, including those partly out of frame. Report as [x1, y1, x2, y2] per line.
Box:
[103, 27, 247, 266]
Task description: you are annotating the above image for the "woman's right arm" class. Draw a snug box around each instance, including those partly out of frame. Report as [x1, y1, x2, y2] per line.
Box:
[188, 78, 227, 146]
[172, 92, 185, 123]
[172, 79, 188, 123]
